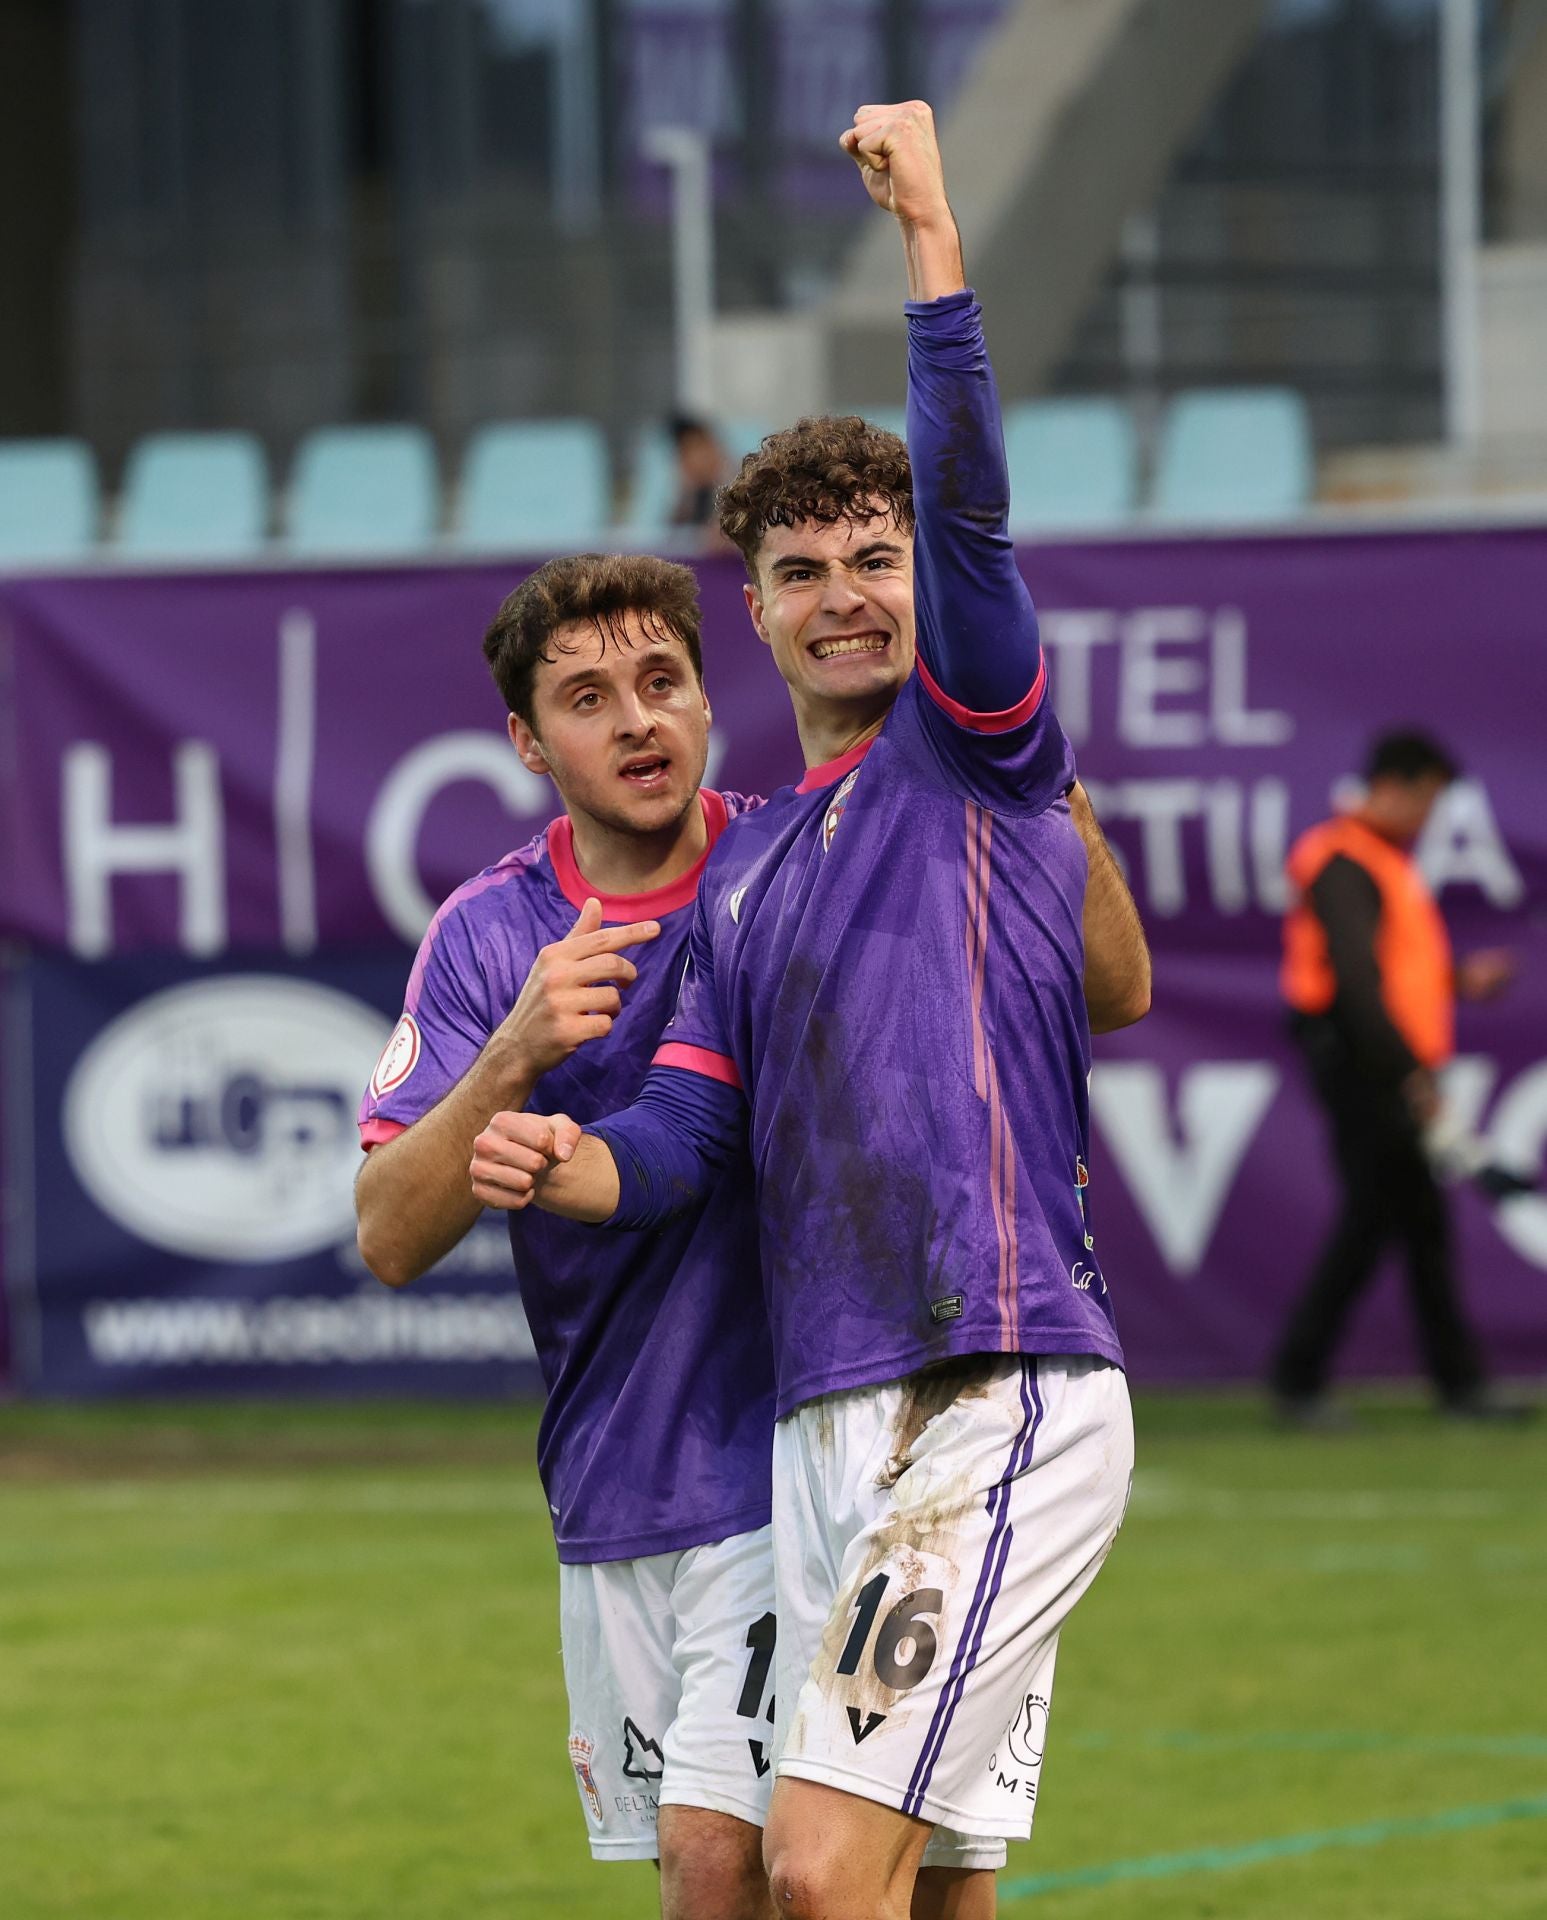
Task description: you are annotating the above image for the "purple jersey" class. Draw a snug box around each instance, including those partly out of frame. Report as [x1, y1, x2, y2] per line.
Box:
[647, 297, 1123, 1416]
[358, 790, 774, 1563]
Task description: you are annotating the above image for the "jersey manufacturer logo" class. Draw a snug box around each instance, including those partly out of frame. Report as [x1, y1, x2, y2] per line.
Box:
[568, 1730, 605, 1825]
[729, 884, 748, 924]
[370, 1013, 421, 1098]
[621, 1717, 664, 1783]
[822, 768, 860, 852]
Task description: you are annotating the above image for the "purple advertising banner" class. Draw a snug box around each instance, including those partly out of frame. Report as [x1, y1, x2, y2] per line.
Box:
[2, 526, 1545, 1393]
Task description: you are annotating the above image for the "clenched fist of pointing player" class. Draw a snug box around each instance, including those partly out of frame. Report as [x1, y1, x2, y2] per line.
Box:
[471, 1109, 586, 1212]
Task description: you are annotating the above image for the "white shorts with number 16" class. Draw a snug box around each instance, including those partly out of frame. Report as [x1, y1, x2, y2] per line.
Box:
[772, 1354, 1132, 1858]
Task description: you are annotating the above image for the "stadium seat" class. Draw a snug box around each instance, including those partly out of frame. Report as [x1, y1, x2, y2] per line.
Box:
[287, 425, 440, 554]
[1003, 398, 1140, 534]
[457, 420, 611, 550]
[118, 432, 270, 558]
[1153, 387, 1315, 523]
[0, 439, 100, 564]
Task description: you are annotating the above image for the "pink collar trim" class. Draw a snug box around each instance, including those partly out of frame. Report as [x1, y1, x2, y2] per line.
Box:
[547, 789, 728, 919]
[795, 737, 875, 795]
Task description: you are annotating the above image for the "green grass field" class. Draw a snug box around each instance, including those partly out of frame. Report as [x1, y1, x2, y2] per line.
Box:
[2, 1393, 1544, 1919]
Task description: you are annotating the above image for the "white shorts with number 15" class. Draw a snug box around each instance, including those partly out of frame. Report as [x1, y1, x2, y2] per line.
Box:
[558, 1523, 777, 1860]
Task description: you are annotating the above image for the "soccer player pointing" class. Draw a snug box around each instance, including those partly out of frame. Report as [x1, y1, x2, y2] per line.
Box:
[475, 104, 1139, 1920]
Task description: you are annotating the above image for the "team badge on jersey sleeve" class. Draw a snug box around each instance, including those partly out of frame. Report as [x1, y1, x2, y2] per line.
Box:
[369, 1013, 421, 1098]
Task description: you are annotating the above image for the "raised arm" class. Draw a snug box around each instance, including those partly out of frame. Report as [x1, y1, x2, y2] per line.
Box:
[842, 100, 1040, 718]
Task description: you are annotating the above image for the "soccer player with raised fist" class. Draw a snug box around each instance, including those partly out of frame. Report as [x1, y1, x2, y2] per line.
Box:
[477, 103, 1145, 1920]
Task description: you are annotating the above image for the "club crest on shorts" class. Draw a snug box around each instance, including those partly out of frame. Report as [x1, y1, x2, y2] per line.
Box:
[369, 1013, 421, 1098]
[822, 768, 860, 852]
[568, 1729, 605, 1825]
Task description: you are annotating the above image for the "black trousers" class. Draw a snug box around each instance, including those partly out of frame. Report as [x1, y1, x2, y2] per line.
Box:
[1271, 1019, 1485, 1403]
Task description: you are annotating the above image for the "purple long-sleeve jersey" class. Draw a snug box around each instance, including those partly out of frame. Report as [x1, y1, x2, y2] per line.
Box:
[599, 292, 1124, 1417]
[358, 789, 775, 1563]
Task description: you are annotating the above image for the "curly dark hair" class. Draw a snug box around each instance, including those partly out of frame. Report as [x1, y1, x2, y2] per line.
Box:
[717, 415, 914, 577]
[482, 552, 704, 724]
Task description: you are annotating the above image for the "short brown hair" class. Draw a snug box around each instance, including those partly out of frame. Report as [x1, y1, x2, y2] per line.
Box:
[483, 552, 704, 723]
[717, 416, 914, 576]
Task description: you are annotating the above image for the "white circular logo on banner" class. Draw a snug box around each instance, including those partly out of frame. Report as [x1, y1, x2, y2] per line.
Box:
[63, 977, 390, 1263]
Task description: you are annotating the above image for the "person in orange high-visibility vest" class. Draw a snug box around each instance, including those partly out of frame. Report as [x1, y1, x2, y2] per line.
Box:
[1273, 731, 1518, 1424]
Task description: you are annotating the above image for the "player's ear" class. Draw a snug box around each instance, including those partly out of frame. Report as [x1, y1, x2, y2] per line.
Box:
[743, 580, 771, 649]
[509, 710, 551, 776]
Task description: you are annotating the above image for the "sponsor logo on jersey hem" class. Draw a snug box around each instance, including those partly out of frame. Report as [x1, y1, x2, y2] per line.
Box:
[930, 1293, 965, 1323]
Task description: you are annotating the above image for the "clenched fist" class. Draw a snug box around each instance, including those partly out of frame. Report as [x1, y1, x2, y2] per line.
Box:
[839, 100, 950, 227]
[496, 896, 659, 1082]
[470, 1110, 585, 1211]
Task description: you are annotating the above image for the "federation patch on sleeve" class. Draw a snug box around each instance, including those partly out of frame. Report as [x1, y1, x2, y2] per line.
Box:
[369, 1013, 422, 1099]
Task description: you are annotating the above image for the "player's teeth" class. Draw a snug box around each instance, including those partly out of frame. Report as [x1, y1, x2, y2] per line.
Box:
[815, 636, 885, 658]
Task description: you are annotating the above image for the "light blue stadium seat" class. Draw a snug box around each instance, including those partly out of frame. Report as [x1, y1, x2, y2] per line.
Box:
[457, 420, 611, 550]
[118, 432, 270, 557]
[1153, 387, 1314, 524]
[626, 426, 679, 535]
[1003, 398, 1139, 534]
[0, 439, 100, 564]
[287, 425, 440, 554]
[720, 415, 773, 461]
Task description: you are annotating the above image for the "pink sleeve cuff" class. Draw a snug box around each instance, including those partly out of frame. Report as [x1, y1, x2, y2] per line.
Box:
[359, 1117, 409, 1152]
[652, 1042, 744, 1091]
[916, 653, 1046, 734]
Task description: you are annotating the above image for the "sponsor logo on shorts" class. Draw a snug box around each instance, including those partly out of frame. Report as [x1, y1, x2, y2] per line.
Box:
[987, 1691, 1051, 1807]
[1007, 1691, 1049, 1767]
[621, 1717, 664, 1784]
[370, 1013, 422, 1098]
[569, 1729, 605, 1825]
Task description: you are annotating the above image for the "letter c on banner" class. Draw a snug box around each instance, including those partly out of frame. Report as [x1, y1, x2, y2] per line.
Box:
[365, 733, 547, 942]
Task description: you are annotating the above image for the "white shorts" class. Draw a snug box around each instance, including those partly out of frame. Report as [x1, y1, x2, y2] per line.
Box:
[772, 1354, 1132, 1864]
[559, 1524, 777, 1860]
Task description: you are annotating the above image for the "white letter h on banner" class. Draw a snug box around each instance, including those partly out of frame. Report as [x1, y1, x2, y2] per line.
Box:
[62, 741, 226, 958]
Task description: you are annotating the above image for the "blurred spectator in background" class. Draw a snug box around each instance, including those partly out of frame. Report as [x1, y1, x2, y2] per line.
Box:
[1273, 730, 1522, 1424]
[667, 414, 733, 550]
